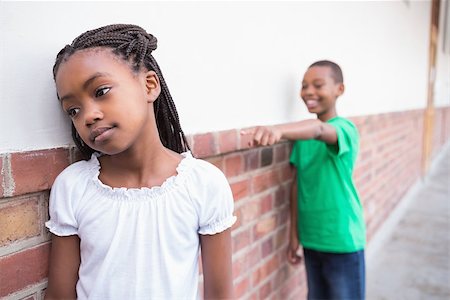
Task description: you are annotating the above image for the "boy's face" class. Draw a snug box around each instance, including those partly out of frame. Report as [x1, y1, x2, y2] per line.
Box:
[300, 66, 344, 118]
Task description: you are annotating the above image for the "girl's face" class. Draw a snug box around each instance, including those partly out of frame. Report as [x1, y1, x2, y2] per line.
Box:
[300, 66, 344, 118]
[55, 49, 160, 155]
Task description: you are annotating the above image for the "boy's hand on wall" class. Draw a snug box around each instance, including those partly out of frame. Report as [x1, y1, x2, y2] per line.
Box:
[241, 126, 282, 147]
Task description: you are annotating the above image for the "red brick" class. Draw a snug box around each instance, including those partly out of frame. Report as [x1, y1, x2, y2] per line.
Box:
[260, 147, 273, 167]
[252, 255, 278, 284]
[233, 230, 251, 254]
[0, 196, 40, 246]
[192, 133, 217, 158]
[274, 185, 288, 208]
[0, 156, 4, 197]
[204, 156, 224, 172]
[278, 163, 294, 183]
[232, 252, 249, 279]
[277, 208, 289, 227]
[234, 277, 250, 299]
[253, 215, 276, 240]
[237, 199, 260, 226]
[248, 292, 258, 300]
[218, 130, 238, 154]
[11, 148, 70, 196]
[259, 194, 273, 215]
[248, 246, 261, 269]
[274, 143, 289, 163]
[232, 208, 243, 230]
[244, 149, 260, 172]
[0, 243, 50, 297]
[259, 280, 272, 299]
[279, 269, 304, 300]
[271, 264, 289, 290]
[274, 226, 288, 250]
[230, 179, 250, 201]
[224, 154, 243, 178]
[252, 170, 280, 194]
[261, 237, 274, 259]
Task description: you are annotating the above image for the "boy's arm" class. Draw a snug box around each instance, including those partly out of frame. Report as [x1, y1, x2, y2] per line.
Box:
[287, 170, 302, 265]
[243, 119, 337, 146]
[200, 228, 234, 299]
[45, 234, 80, 300]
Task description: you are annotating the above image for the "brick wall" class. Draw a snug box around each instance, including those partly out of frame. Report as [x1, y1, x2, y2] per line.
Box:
[432, 106, 450, 158]
[1, 107, 449, 300]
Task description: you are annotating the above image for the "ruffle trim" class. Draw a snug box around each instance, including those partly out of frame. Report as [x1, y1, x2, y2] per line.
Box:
[88, 151, 194, 200]
[198, 215, 237, 235]
[45, 220, 78, 236]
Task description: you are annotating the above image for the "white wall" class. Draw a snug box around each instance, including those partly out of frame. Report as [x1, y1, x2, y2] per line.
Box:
[435, 0, 450, 107]
[0, 1, 438, 152]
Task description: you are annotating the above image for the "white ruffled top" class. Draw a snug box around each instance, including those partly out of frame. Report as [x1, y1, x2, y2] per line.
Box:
[46, 151, 236, 300]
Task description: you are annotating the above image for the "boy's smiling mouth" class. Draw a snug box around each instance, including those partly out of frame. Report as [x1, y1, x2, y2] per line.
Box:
[305, 100, 319, 109]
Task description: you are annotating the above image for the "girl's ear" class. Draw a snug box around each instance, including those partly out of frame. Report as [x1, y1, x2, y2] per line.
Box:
[144, 71, 161, 103]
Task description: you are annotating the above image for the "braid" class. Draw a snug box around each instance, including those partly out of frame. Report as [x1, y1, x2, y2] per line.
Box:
[53, 24, 190, 158]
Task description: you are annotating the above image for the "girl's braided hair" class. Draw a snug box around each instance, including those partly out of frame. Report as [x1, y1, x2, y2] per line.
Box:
[53, 24, 190, 158]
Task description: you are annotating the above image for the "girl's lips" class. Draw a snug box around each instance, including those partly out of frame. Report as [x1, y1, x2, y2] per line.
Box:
[90, 127, 115, 143]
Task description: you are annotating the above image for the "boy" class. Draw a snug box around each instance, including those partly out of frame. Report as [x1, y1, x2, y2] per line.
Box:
[246, 60, 366, 299]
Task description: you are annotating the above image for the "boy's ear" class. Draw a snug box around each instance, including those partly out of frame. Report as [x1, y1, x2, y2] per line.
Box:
[336, 83, 345, 96]
[144, 71, 161, 103]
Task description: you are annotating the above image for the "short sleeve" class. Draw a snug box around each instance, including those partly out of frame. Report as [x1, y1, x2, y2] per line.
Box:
[289, 141, 300, 167]
[327, 118, 359, 157]
[187, 160, 236, 235]
[45, 164, 85, 236]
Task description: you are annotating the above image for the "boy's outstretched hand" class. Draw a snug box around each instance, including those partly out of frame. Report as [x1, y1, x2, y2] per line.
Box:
[241, 126, 282, 147]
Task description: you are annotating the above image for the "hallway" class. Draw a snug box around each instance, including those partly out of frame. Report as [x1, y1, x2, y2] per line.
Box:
[367, 143, 450, 299]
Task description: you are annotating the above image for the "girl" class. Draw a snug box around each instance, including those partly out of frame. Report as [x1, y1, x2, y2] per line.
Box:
[45, 24, 236, 300]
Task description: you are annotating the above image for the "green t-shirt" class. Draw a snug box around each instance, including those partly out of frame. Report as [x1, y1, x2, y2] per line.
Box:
[289, 116, 366, 253]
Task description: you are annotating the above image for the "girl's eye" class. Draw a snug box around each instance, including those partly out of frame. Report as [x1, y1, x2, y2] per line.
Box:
[67, 108, 80, 118]
[301, 85, 307, 90]
[314, 84, 323, 89]
[95, 87, 111, 98]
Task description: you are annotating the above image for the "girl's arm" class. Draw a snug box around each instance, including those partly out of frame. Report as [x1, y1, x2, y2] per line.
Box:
[45, 234, 80, 300]
[243, 119, 338, 146]
[200, 228, 233, 299]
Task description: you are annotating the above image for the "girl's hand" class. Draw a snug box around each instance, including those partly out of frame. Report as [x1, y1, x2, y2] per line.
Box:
[241, 126, 282, 147]
[287, 237, 302, 265]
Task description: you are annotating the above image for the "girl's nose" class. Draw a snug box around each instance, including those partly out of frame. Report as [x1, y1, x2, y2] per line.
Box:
[84, 104, 103, 126]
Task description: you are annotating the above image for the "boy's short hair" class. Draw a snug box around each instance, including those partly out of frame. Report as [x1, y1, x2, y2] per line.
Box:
[309, 60, 343, 84]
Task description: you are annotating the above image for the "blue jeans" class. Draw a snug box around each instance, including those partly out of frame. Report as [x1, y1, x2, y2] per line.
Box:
[303, 248, 365, 300]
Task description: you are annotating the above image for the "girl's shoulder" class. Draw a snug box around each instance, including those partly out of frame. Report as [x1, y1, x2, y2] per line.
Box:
[52, 154, 99, 190]
[181, 152, 231, 196]
[184, 153, 227, 183]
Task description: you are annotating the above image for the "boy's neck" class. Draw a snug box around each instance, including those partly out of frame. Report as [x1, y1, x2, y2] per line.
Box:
[317, 108, 337, 122]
